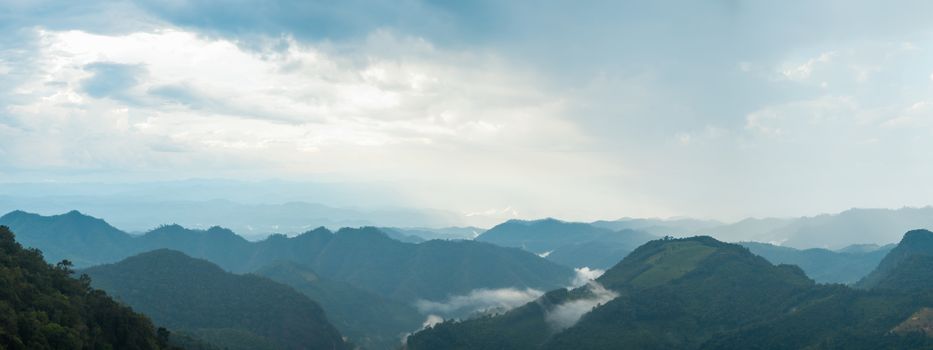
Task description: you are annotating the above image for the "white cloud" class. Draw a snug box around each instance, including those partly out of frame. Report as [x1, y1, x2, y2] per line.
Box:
[421, 314, 443, 329]
[0, 27, 600, 190]
[744, 95, 860, 139]
[571, 266, 605, 287]
[780, 51, 835, 81]
[414, 287, 544, 317]
[544, 281, 618, 331]
[675, 126, 728, 146]
[465, 206, 520, 218]
[5, 2, 933, 223]
[881, 100, 933, 128]
[402, 314, 445, 345]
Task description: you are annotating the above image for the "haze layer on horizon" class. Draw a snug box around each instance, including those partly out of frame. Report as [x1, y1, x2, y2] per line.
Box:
[2, 1, 933, 222]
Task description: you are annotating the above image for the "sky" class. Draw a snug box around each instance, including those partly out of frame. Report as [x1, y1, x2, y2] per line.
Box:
[2, 0, 933, 223]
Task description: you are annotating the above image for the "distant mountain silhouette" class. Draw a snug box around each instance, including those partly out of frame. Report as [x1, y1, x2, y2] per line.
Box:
[3, 211, 574, 303]
[478, 218, 616, 253]
[591, 217, 722, 235]
[0, 210, 135, 266]
[83, 250, 349, 350]
[697, 207, 933, 249]
[740, 241, 892, 284]
[476, 218, 655, 269]
[378, 226, 485, 242]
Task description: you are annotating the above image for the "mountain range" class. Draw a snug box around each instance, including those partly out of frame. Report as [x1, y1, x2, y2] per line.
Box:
[477, 218, 656, 270]
[739, 241, 893, 284]
[0, 210, 574, 301]
[254, 261, 423, 350]
[0, 179, 479, 237]
[0, 210, 575, 349]
[696, 207, 933, 249]
[7, 208, 933, 349]
[82, 250, 349, 350]
[590, 207, 933, 250]
[408, 231, 933, 349]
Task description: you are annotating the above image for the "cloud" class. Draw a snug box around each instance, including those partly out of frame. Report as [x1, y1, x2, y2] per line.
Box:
[400, 313, 446, 345]
[881, 100, 933, 128]
[544, 281, 618, 331]
[81, 62, 145, 101]
[571, 267, 605, 287]
[414, 287, 544, 318]
[780, 51, 836, 81]
[5, 0, 933, 222]
[465, 206, 520, 218]
[421, 314, 443, 329]
[0, 26, 590, 179]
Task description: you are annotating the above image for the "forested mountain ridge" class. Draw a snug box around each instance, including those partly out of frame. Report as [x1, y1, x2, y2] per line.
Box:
[408, 234, 933, 349]
[858, 229, 933, 291]
[255, 261, 423, 350]
[2, 211, 575, 303]
[407, 236, 815, 349]
[0, 225, 172, 350]
[82, 249, 349, 350]
[0, 210, 134, 266]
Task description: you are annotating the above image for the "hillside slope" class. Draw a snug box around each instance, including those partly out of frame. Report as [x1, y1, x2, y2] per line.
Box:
[0, 225, 170, 349]
[255, 261, 423, 350]
[4, 211, 576, 304]
[83, 250, 349, 350]
[408, 235, 933, 350]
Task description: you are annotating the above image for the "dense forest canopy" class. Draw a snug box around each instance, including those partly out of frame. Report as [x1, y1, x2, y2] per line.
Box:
[0, 225, 171, 350]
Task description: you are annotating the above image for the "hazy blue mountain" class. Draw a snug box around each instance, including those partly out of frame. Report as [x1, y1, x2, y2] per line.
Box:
[0, 179, 474, 238]
[5, 211, 574, 304]
[255, 261, 423, 350]
[378, 227, 427, 243]
[0, 226, 172, 349]
[477, 218, 614, 253]
[693, 217, 796, 242]
[476, 218, 655, 269]
[544, 229, 657, 269]
[408, 235, 933, 349]
[378, 226, 486, 242]
[0, 210, 136, 266]
[160, 225, 574, 302]
[591, 217, 723, 236]
[298, 228, 573, 301]
[740, 241, 892, 284]
[838, 243, 890, 253]
[135, 224, 255, 272]
[777, 208, 933, 249]
[699, 207, 933, 249]
[83, 250, 349, 350]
